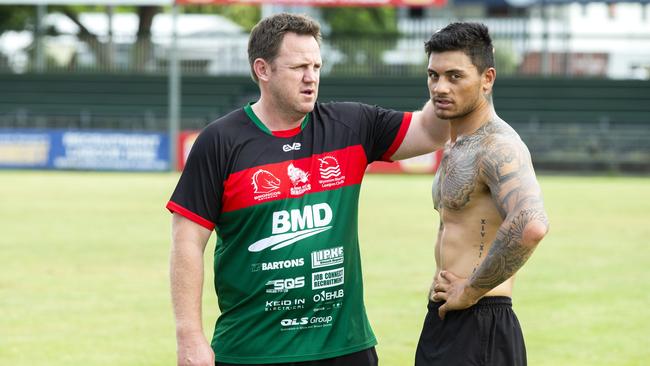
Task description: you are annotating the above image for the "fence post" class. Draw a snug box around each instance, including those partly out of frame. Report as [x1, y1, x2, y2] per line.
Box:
[168, 4, 181, 171]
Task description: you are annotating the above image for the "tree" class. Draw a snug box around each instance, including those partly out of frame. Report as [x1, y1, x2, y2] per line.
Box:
[321, 7, 399, 76]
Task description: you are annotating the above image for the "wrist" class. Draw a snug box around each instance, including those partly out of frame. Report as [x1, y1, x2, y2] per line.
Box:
[176, 326, 205, 340]
[462, 283, 484, 305]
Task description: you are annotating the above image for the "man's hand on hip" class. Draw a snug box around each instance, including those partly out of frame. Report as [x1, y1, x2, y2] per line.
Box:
[432, 270, 480, 320]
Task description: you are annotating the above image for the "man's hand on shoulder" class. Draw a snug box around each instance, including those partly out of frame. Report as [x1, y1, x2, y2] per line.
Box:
[176, 331, 215, 366]
[432, 270, 483, 320]
[391, 101, 449, 161]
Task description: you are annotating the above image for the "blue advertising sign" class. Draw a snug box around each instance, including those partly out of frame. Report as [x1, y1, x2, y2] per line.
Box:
[0, 129, 170, 171]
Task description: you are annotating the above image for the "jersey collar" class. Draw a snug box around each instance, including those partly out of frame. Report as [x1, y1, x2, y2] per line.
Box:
[244, 102, 310, 138]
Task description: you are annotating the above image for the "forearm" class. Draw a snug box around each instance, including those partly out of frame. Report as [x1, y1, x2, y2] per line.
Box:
[468, 207, 549, 295]
[170, 240, 206, 337]
[170, 214, 212, 338]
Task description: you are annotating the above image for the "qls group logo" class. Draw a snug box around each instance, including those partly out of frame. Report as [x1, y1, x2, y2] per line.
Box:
[248, 203, 333, 252]
[280, 316, 333, 330]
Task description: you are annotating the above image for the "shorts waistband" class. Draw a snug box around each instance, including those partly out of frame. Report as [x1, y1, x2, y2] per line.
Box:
[428, 296, 512, 310]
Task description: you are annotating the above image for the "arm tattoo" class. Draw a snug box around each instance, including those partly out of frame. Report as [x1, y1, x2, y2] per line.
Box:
[469, 134, 549, 291]
[471, 207, 548, 289]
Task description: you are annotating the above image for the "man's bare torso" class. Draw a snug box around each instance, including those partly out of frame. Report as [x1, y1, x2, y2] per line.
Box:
[432, 118, 522, 299]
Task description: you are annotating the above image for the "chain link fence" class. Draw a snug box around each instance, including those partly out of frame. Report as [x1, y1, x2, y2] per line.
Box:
[2, 15, 649, 78]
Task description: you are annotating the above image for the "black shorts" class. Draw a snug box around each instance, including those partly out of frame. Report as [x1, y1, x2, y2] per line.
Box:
[216, 347, 378, 366]
[415, 296, 526, 366]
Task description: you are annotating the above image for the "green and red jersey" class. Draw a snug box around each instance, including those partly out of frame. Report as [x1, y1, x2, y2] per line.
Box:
[167, 102, 411, 364]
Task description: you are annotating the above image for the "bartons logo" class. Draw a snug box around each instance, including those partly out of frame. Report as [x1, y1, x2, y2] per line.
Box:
[252, 169, 281, 201]
[318, 156, 345, 188]
[288, 163, 311, 196]
[248, 203, 333, 252]
[250, 258, 305, 272]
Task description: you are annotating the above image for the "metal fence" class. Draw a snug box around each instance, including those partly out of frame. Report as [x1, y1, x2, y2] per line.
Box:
[513, 122, 650, 172]
[2, 16, 650, 79]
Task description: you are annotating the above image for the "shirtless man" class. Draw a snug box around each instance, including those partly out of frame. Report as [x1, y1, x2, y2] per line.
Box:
[414, 23, 549, 366]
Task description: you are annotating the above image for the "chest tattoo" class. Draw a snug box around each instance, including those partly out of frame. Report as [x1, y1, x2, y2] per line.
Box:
[433, 122, 502, 211]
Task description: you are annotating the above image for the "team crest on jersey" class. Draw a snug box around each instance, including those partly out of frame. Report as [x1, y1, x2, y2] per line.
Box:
[288, 163, 312, 196]
[318, 156, 345, 188]
[252, 169, 282, 201]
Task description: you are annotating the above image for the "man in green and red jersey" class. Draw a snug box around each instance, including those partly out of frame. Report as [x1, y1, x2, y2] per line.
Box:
[167, 13, 448, 366]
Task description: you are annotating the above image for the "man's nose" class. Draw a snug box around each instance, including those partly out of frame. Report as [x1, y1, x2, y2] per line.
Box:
[304, 67, 318, 83]
[432, 78, 450, 94]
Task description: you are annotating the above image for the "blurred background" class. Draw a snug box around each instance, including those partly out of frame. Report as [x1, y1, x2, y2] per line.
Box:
[1, 1, 649, 365]
[0, 0, 649, 173]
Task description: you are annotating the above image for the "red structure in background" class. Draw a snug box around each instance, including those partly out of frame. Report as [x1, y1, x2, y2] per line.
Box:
[176, 0, 446, 7]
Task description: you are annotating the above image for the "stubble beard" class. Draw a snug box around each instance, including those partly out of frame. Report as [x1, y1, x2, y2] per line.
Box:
[435, 91, 482, 121]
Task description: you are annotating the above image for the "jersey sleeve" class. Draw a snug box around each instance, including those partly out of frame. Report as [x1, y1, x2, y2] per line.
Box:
[166, 126, 224, 231]
[355, 103, 412, 163]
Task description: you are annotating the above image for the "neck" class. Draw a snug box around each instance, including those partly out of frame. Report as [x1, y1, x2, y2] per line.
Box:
[449, 101, 495, 142]
[252, 97, 305, 131]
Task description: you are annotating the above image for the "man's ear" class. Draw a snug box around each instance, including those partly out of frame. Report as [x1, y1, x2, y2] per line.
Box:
[253, 58, 271, 82]
[482, 67, 496, 95]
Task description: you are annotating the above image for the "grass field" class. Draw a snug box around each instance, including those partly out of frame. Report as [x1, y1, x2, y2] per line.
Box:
[1, 171, 649, 365]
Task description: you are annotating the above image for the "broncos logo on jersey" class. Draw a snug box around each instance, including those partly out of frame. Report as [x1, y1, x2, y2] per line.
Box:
[252, 169, 281, 194]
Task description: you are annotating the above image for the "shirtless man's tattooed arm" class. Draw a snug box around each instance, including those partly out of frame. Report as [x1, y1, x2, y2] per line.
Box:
[470, 136, 549, 290]
[435, 135, 549, 319]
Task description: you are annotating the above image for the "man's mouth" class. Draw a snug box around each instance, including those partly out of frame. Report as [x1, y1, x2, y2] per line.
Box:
[434, 98, 453, 108]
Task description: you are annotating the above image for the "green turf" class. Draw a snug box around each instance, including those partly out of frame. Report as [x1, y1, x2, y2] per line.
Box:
[1, 171, 648, 365]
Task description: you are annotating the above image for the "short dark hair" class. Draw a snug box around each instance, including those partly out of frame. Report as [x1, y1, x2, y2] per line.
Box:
[248, 13, 322, 82]
[424, 22, 494, 73]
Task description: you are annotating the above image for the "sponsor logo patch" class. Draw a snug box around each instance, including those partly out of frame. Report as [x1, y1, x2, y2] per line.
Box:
[311, 246, 344, 269]
[280, 316, 334, 330]
[313, 289, 344, 311]
[252, 169, 281, 201]
[265, 276, 305, 293]
[312, 267, 344, 290]
[248, 203, 333, 252]
[282, 142, 301, 152]
[288, 163, 311, 196]
[265, 298, 306, 312]
[318, 156, 345, 188]
[251, 258, 305, 272]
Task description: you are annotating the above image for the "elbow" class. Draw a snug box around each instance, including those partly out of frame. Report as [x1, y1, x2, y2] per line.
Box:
[522, 219, 549, 247]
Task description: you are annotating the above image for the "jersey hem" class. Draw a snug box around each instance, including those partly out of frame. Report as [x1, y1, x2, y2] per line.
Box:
[381, 111, 413, 162]
[213, 339, 377, 364]
[166, 201, 215, 231]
